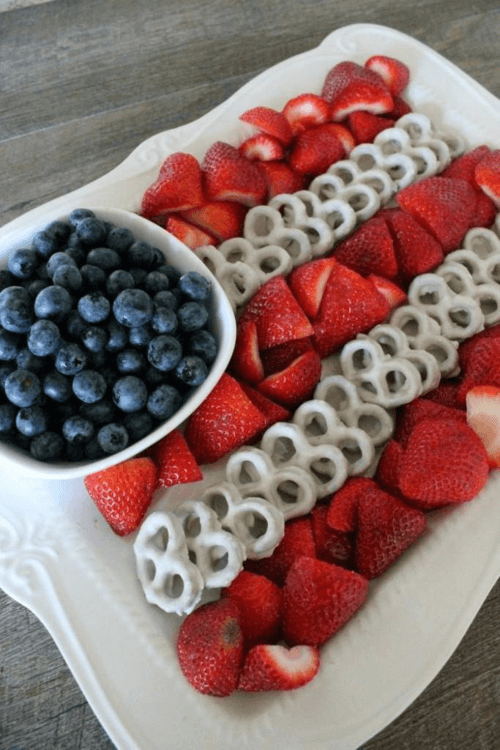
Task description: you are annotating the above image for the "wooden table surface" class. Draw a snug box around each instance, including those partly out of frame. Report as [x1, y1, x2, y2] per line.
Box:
[1, 1, 500, 748]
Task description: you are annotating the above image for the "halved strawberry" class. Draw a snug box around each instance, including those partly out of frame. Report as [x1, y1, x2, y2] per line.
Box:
[348, 110, 396, 144]
[244, 516, 316, 587]
[288, 123, 345, 175]
[239, 106, 294, 146]
[282, 93, 330, 135]
[148, 429, 202, 489]
[422, 379, 463, 410]
[180, 200, 246, 242]
[239, 133, 286, 161]
[202, 141, 268, 206]
[321, 61, 394, 121]
[311, 503, 355, 568]
[457, 333, 500, 403]
[333, 214, 399, 279]
[288, 256, 337, 319]
[230, 319, 264, 384]
[184, 373, 268, 464]
[326, 123, 357, 154]
[441, 146, 497, 227]
[238, 381, 291, 431]
[84, 457, 158, 536]
[375, 439, 404, 494]
[165, 214, 216, 249]
[380, 207, 444, 280]
[466, 385, 500, 468]
[367, 274, 407, 310]
[260, 337, 314, 377]
[257, 348, 322, 409]
[259, 160, 307, 199]
[238, 644, 320, 692]
[475, 149, 500, 207]
[393, 398, 467, 447]
[387, 95, 412, 119]
[140, 152, 204, 220]
[223, 570, 282, 648]
[326, 477, 377, 533]
[364, 55, 410, 97]
[396, 177, 478, 253]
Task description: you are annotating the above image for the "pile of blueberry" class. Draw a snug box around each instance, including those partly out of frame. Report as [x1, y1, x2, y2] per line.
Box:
[0, 208, 219, 463]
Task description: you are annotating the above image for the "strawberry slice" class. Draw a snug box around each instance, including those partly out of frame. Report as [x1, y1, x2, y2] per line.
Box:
[380, 207, 444, 280]
[326, 477, 377, 533]
[223, 570, 282, 647]
[237, 275, 314, 351]
[260, 337, 314, 377]
[282, 93, 330, 135]
[396, 176, 478, 253]
[257, 348, 322, 409]
[441, 146, 497, 228]
[311, 264, 390, 358]
[474, 149, 500, 207]
[259, 160, 307, 198]
[348, 110, 396, 144]
[282, 556, 369, 646]
[321, 61, 394, 121]
[457, 332, 500, 403]
[230, 319, 264, 384]
[364, 55, 410, 97]
[244, 516, 316, 587]
[367, 274, 407, 310]
[387, 95, 412, 118]
[326, 123, 356, 154]
[288, 123, 345, 175]
[165, 214, 216, 249]
[202, 141, 268, 206]
[393, 397, 467, 447]
[355, 485, 426, 579]
[148, 429, 202, 489]
[180, 200, 246, 242]
[238, 381, 291, 430]
[288, 256, 337, 319]
[466, 385, 500, 468]
[239, 106, 293, 146]
[375, 439, 404, 494]
[84, 457, 158, 536]
[333, 214, 399, 279]
[422, 380, 463, 410]
[239, 133, 286, 161]
[310, 504, 355, 568]
[184, 373, 268, 464]
[238, 644, 320, 692]
[140, 152, 205, 220]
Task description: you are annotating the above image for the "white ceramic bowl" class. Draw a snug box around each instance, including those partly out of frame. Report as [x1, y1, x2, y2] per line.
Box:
[0, 207, 236, 480]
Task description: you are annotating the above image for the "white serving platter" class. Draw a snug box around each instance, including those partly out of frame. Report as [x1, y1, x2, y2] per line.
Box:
[1, 23, 500, 750]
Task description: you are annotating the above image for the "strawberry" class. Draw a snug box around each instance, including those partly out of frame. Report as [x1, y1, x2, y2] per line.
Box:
[180, 200, 246, 242]
[355, 484, 426, 579]
[140, 152, 204, 220]
[288, 256, 337, 319]
[258, 160, 307, 198]
[237, 275, 314, 351]
[375, 439, 404, 494]
[222, 570, 282, 647]
[244, 516, 316, 586]
[348, 111, 396, 144]
[282, 556, 369, 646]
[321, 61, 394, 121]
[84, 457, 157, 536]
[239, 106, 293, 146]
[457, 334, 500, 403]
[396, 177, 478, 253]
[202, 141, 268, 206]
[367, 274, 407, 310]
[239, 133, 286, 162]
[475, 149, 500, 207]
[387, 95, 412, 119]
[165, 214, 216, 249]
[176, 598, 244, 696]
[230, 319, 264, 384]
[257, 348, 322, 409]
[326, 477, 377, 532]
[311, 263, 390, 358]
[288, 123, 345, 175]
[333, 215, 399, 278]
[364, 55, 410, 97]
[311, 503, 355, 568]
[260, 337, 314, 376]
[397, 417, 490, 509]
[238, 644, 320, 692]
[148, 429, 202, 489]
[466, 385, 500, 468]
[423, 379, 463, 410]
[184, 373, 268, 464]
[238, 381, 291, 433]
[441, 146, 497, 227]
[380, 207, 444, 280]
[393, 397, 467, 447]
[282, 93, 330, 135]
[326, 123, 357, 155]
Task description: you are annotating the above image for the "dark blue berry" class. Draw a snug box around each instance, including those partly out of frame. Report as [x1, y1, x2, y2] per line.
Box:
[52, 264, 83, 293]
[43, 370, 73, 402]
[16, 405, 48, 437]
[0, 329, 22, 361]
[78, 291, 111, 324]
[147, 384, 182, 420]
[127, 240, 155, 269]
[106, 226, 135, 253]
[0, 269, 15, 292]
[84, 438, 107, 460]
[116, 349, 146, 374]
[8, 247, 39, 280]
[55, 342, 87, 376]
[32, 231, 60, 259]
[86, 247, 121, 272]
[157, 264, 181, 285]
[128, 324, 153, 349]
[128, 267, 148, 286]
[80, 264, 106, 290]
[79, 399, 115, 425]
[97, 423, 129, 454]
[81, 326, 107, 353]
[0, 402, 17, 432]
[65, 310, 88, 340]
[144, 271, 170, 295]
[62, 415, 95, 444]
[112, 375, 148, 413]
[177, 301, 208, 332]
[4, 369, 42, 407]
[0, 363, 15, 389]
[113, 288, 154, 328]
[123, 411, 153, 442]
[30, 431, 65, 461]
[106, 269, 134, 298]
[72, 370, 107, 404]
[154, 290, 178, 311]
[188, 329, 218, 364]
[34, 285, 73, 323]
[68, 208, 95, 227]
[0, 286, 34, 333]
[178, 271, 211, 301]
[25, 278, 50, 299]
[76, 217, 108, 247]
[151, 307, 177, 335]
[105, 319, 128, 352]
[46, 251, 77, 279]
[174, 355, 208, 388]
[147, 334, 182, 372]
[65, 243, 87, 267]
[16, 348, 48, 373]
[28, 319, 61, 357]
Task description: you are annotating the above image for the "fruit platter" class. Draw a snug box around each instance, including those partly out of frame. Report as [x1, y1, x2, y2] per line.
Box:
[1, 22, 500, 750]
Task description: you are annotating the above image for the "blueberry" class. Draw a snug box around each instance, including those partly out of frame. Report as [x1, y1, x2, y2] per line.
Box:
[8, 247, 39, 280]
[106, 226, 135, 253]
[72, 370, 107, 404]
[32, 231, 60, 259]
[0, 286, 34, 333]
[30, 431, 65, 461]
[80, 264, 106, 290]
[147, 334, 182, 372]
[89, 349, 107, 369]
[127, 240, 155, 269]
[55, 342, 87, 376]
[4, 369, 42, 407]
[0, 363, 15, 389]
[43, 370, 73, 402]
[45, 220, 71, 245]
[116, 348, 146, 374]
[64, 442, 86, 463]
[65, 243, 87, 267]
[112, 375, 148, 413]
[147, 384, 182, 420]
[81, 326, 107, 353]
[178, 271, 210, 301]
[78, 291, 111, 324]
[0, 402, 17, 432]
[144, 271, 170, 295]
[128, 324, 153, 349]
[154, 290, 178, 311]
[174, 355, 208, 388]
[123, 411, 153, 442]
[62, 415, 95, 444]
[27, 319, 61, 357]
[65, 310, 88, 340]
[76, 217, 108, 247]
[151, 307, 178, 335]
[84, 437, 107, 460]
[46, 251, 77, 279]
[144, 365, 166, 388]
[0, 329, 22, 361]
[68, 208, 95, 227]
[105, 319, 128, 352]
[157, 264, 181, 285]
[0, 269, 15, 292]
[128, 267, 148, 286]
[52, 264, 83, 293]
[16, 405, 48, 437]
[188, 329, 218, 364]
[16, 348, 48, 373]
[79, 399, 115, 425]
[106, 269, 135, 298]
[177, 301, 208, 332]
[97, 423, 129, 454]
[86, 247, 121, 272]
[25, 278, 50, 299]
[34, 285, 73, 323]
[113, 288, 154, 328]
